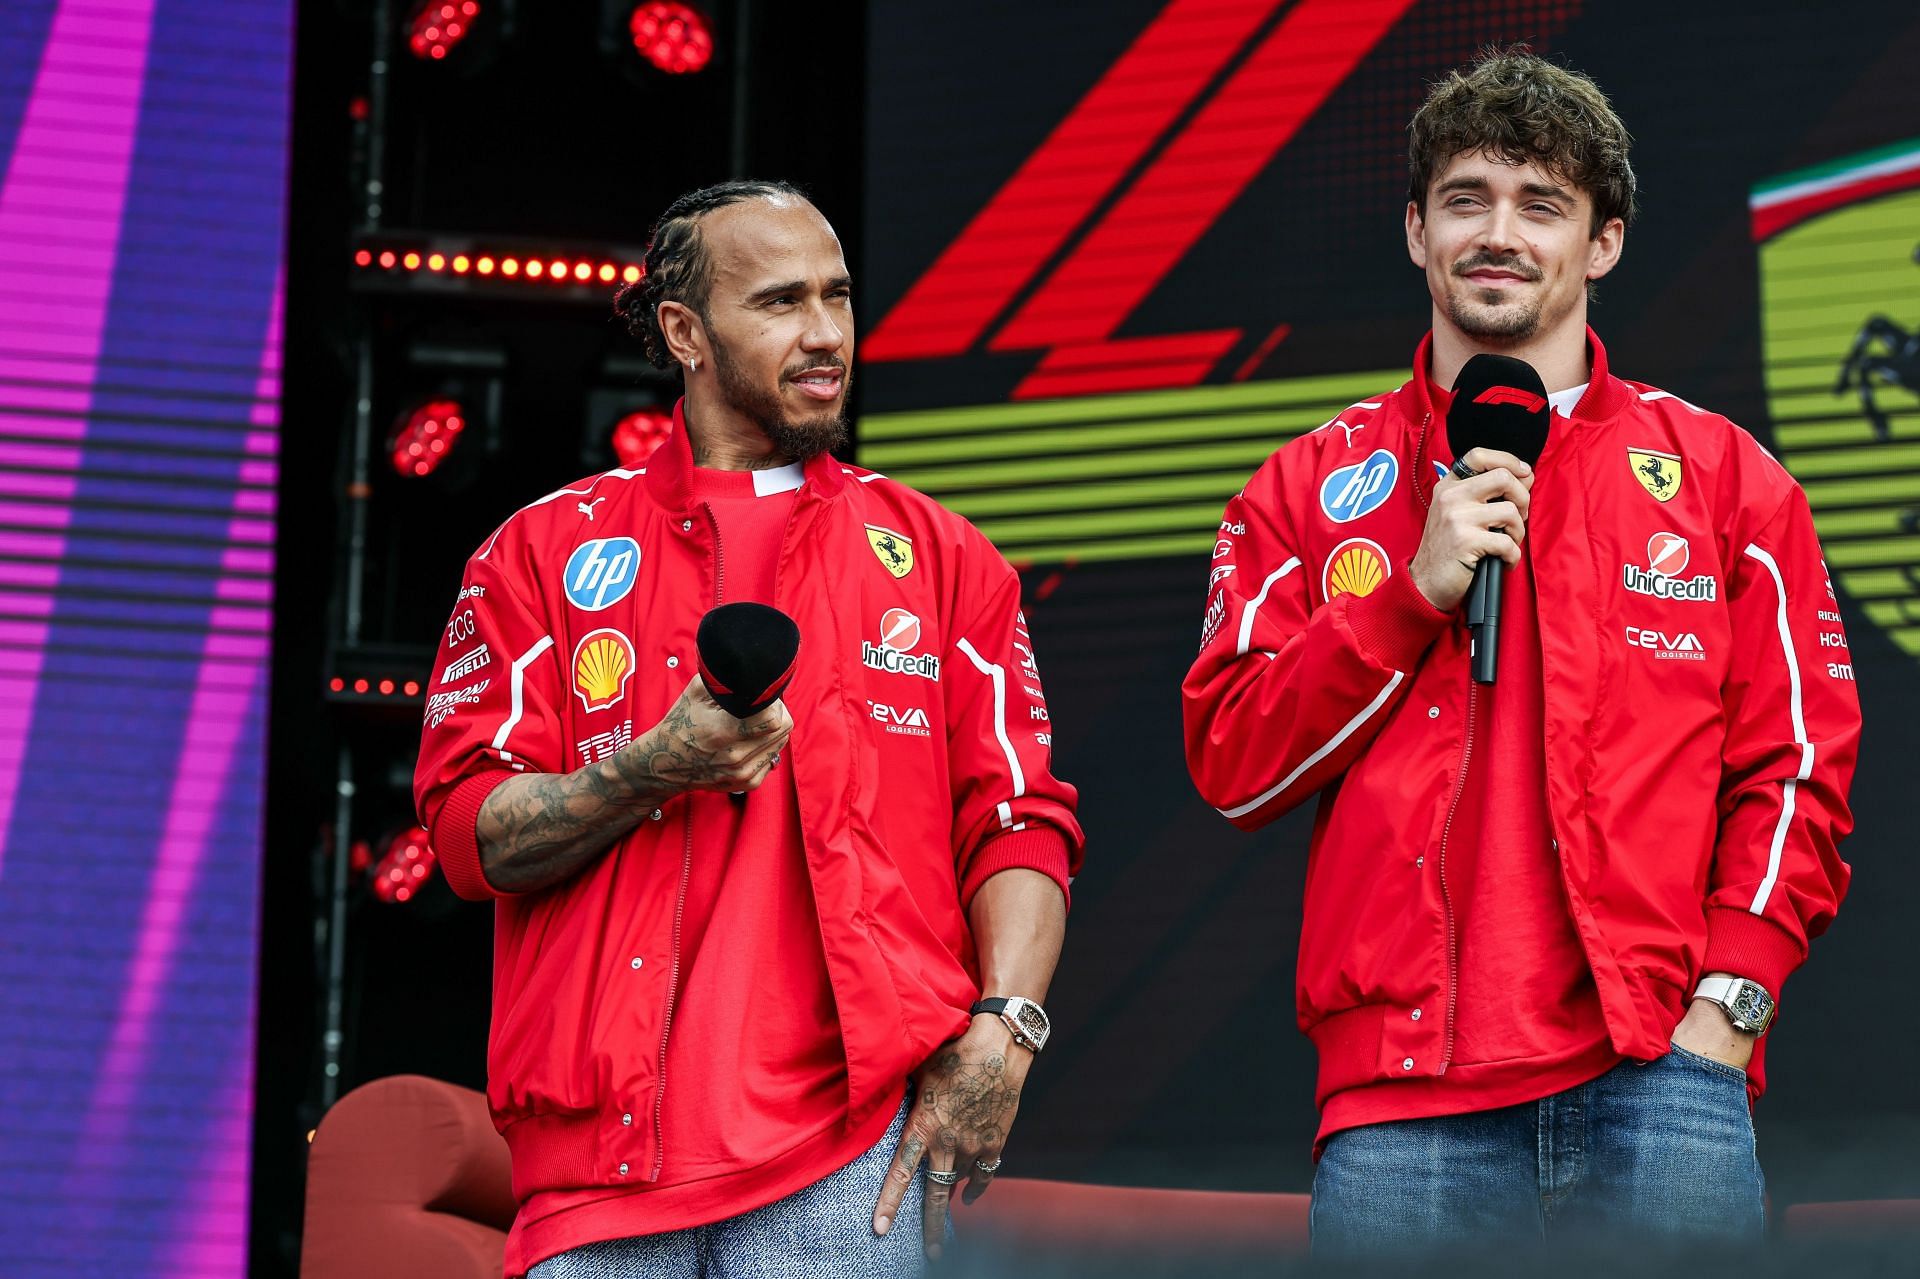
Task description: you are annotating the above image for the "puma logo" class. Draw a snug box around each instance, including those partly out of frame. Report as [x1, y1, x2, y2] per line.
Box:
[578, 498, 606, 520]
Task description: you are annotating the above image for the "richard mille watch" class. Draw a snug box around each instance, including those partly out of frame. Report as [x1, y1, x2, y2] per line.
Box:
[970, 996, 1051, 1053]
[1692, 975, 1776, 1035]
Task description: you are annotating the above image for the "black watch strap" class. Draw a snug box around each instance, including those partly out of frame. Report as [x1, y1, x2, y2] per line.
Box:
[969, 998, 1013, 1018]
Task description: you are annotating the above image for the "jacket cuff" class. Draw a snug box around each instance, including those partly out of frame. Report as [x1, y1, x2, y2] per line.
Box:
[1702, 906, 1806, 997]
[1340, 563, 1453, 673]
[960, 826, 1072, 913]
[432, 771, 516, 901]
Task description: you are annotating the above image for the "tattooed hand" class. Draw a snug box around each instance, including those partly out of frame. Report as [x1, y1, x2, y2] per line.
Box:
[631, 674, 792, 795]
[873, 1016, 1029, 1259]
[474, 676, 790, 895]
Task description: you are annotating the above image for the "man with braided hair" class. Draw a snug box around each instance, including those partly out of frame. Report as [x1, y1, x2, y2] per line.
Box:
[415, 181, 1082, 1276]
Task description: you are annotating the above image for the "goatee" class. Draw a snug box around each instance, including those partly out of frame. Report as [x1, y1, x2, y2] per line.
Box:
[714, 342, 850, 463]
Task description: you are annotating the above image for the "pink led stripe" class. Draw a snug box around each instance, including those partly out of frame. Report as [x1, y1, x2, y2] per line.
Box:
[0, 0, 157, 875]
[70, 272, 281, 1255]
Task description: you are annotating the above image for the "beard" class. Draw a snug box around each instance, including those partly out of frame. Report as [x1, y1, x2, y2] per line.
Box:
[1445, 254, 1547, 341]
[711, 336, 850, 464]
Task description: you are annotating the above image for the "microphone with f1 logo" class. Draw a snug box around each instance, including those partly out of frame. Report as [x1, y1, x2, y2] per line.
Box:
[1445, 354, 1552, 685]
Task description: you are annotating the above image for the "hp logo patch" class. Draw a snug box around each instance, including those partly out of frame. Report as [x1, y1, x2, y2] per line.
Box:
[1320, 448, 1399, 523]
[564, 537, 640, 611]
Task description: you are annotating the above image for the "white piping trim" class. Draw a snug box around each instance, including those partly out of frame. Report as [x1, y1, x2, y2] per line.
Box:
[957, 637, 1026, 801]
[491, 635, 556, 763]
[1743, 544, 1812, 915]
[478, 470, 644, 560]
[1638, 388, 1707, 415]
[1218, 672, 1405, 820]
[1237, 558, 1302, 657]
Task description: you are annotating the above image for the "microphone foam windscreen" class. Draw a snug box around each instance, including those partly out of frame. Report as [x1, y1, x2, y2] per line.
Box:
[695, 602, 800, 719]
[1446, 353, 1552, 468]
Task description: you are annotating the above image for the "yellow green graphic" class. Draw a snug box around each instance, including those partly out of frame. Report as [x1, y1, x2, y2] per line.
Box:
[1754, 140, 1920, 659]
[857, 369, 1407, 564]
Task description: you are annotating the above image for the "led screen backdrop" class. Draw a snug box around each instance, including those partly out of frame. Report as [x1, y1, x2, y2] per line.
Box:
[0, 0, 290, 1272]
[864, 0, 1920, 1197]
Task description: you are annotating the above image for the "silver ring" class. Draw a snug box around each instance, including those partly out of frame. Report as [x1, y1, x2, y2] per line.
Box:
[769, 752, 781, 766]
[974, 1158, 1002, 1173]
[926, 1169, 963, 1186]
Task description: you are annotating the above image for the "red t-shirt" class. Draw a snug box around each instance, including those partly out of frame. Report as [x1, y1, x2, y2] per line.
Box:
[507, 463, 892, 1273]
[1317, 379, 1618, 1148]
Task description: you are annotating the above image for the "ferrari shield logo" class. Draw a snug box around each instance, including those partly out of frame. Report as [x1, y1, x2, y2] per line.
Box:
[1753, 140, 1920, 666]
[865, 524, 915, 578]
[1628, 449, 1683, 503]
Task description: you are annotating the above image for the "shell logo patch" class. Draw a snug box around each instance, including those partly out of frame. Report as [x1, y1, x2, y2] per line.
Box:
[573, 627, 635, 713]
[1323, 537, 1389, 602]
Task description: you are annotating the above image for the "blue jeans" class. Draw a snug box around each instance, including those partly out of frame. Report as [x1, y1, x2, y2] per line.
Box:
[529, 1099, 939, 1278]
[1311, 1044, 1767, 1258]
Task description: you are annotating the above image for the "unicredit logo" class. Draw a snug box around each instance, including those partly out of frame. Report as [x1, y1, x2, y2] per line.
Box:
[1622, 532, 1717, 601]
[864, 608, 940, 681]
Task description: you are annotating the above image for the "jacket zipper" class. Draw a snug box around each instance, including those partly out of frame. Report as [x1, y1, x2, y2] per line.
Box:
[1435, 677, 1477, 1072]
[651, 506, 725, 1180]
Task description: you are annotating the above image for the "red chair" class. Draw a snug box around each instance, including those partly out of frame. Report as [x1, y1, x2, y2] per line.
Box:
[301, 1075, 515, 1279]
[1782, 1200, 1920, 1238]
[961, 1175, 1312, 1256]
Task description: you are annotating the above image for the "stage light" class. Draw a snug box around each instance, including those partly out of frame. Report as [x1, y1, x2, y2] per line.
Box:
[476, 255, 495, 274]
[426, 252, 446, 271]
[549, 258, 568, 279]
[378, 250, 397, 269]
[451, 254, 470, 273]
[623, 265, 643, 284]
[573, 261, 593, 282]
[353, 678, 369, 693]
[526, 259, 544, 278]
[402, 251, 421, 270]
[403, 680, 420, 695]
[369, 825, 437, 904]
[598, 263, 617, 282]
[329, 677, 345, 692]
[354, 249, 373, 267]
[407, 0, 481, 61]
[629, 2, 713, 74]
[501, 257, 520, 276]
[612, 407, 675, 468]
[388, 397, 468, 478]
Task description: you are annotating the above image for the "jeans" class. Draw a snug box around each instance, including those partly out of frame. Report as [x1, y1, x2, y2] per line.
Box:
[529, 1099, 939, 1278]
[1311, 1043, 1767, 1258]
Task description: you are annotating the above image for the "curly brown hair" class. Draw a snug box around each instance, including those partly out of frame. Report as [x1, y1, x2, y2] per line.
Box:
[1408, 48, 1636, 236]
[611, 179, 809, 372]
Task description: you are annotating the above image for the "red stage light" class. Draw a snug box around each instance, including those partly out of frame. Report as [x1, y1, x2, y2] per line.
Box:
[378, 250, 397, 269]
[501, 257, 520, 276]
[549, 258, 568, 279]
[402, 251, 421, 270]
[573, 261, 592, 282]
[629, 2, 713, 74]
[389, 397, 468, 478]
[403, 680, 420, 695]
[369, 825, 438, 903]
[329, 677, 345, 692]
[407, 0, 481, 61]
[476, 255, 495, 274]
[353, 678, 369, 693]
[354, 248, 373, 267]
[622, 264, 643, 284]
[525, 259, 544, 278]
[598, 263, 617, 282]
[378, 678, 395, 694]
[426, 252, 446, 271]
[612, 407, 675, 468]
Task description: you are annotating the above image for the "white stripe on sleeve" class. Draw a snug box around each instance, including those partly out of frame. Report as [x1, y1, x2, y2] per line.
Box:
[492, 635, 556, 764]
[1237, 558, 1302, 657]
[957, 637, 1026, 802]
[1742, 544, 1813, 916]
[1218, 671, 1404, 820]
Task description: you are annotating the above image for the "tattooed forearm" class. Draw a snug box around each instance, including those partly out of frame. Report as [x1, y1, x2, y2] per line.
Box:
[474, 732, 679, 895]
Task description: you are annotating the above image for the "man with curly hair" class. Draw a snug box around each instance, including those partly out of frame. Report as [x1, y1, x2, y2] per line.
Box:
[415, 181, 1083, 1276]
[1185, 50, 1859, 1252]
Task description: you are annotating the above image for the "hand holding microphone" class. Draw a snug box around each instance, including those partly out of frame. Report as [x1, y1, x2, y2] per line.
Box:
[637, 603, 800, 797]
[1408, 354, 1552, 684]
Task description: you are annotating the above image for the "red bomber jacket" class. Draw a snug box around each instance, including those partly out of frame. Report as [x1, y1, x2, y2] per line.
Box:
[414, 403, 1083, 1200]
[1183, 331, 1859, 1110]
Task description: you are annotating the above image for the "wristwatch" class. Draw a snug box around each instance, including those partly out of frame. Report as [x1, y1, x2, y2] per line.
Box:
[1692, 975, 1776, 1035]
[970, 996, 1050, 1053]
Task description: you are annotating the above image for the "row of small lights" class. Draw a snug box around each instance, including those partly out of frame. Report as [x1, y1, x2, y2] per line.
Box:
[354, 247, 644, 285]
[330, 676, 422, 696]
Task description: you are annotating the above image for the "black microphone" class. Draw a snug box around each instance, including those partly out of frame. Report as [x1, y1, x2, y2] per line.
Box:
[1445, 354, 1551, 685]
[695, 602, 800, 718]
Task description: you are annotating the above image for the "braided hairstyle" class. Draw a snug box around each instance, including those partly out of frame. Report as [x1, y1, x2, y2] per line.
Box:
[612, 179, 809, 372]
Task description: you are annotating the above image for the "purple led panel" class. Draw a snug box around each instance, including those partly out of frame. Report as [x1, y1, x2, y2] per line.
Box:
[0, 0, 290, 1273]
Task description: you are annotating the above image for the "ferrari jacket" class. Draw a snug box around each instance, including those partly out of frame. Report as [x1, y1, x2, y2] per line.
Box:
[1183, 330, 1858, 1109]
[414, 403, 1083, 1200]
